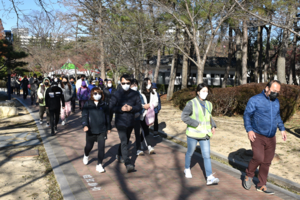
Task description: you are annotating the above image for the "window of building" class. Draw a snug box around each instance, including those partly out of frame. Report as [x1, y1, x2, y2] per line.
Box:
[211, 74, 215, 78]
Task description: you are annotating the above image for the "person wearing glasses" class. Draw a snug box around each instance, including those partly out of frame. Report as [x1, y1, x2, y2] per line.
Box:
[181, 83, 219, 185]
[82, 87, 111, 173]
[109, 74, 142, 173]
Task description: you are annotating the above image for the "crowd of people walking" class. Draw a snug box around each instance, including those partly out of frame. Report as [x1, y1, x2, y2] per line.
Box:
[7, 73, 287, 194]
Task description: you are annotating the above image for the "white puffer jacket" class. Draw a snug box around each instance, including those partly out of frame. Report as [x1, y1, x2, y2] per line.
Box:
[140, 90, 158, 121]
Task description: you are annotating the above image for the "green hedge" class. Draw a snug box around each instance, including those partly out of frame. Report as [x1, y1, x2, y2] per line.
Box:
[172, 83, 300, 122]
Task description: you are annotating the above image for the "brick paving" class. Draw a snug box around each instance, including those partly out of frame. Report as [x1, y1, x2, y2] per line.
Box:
[13, 94, 290, 200]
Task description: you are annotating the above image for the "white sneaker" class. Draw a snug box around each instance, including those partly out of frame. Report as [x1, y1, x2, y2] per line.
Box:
[96, 164, 105, 173]
[207, 173, 219, 185]
[148, 145, 155, 154]
[39, 120, 43, 125]
[83, 155, 89, 165]
[62, 120, 65, 126]
[137, 150, 144, 156]
[46, 122, 50, 127]
[184, 168, 193, 178]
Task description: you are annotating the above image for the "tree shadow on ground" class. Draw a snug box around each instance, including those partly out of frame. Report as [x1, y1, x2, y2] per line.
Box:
[285, 128, 300, 139]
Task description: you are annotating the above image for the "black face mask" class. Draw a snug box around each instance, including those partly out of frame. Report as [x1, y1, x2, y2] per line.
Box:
[70, 81, 74, 84]
[63, 81, 68, 85]
[269, 92, 278, 101]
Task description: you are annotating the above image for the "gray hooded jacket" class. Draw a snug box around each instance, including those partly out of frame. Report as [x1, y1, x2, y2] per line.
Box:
[60, 83, 74, 102]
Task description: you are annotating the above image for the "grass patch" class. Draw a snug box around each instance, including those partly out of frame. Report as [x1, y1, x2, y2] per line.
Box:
[38, 145, 63, 200]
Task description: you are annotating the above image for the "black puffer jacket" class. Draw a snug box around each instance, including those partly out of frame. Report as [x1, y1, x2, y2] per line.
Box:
[45, 83, 65, 111]
[109, 88, 142, 128]
[82, 100, 111, 137]
[103, 87, 116, 105]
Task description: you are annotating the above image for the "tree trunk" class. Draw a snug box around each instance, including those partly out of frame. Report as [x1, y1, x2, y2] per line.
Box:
[264, 25, 271, 83]
[99, 2, 105, 80]
[277, 28, 288, 84]
[242, 20, 248, 85]
[182, 30, 190, 89]
[254, 26, 262, 83]
[167, 26, 179, 101]
[223, 27, 233, 88]
[258, 26, 263, 82]
[290, 22, 297, 85]
[153, 47, 161, 83]
[235, 28, 242, 86]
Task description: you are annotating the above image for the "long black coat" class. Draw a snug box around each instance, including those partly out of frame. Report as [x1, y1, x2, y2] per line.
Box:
[109, 88, 142, 128]
[103, 87, 117, 105]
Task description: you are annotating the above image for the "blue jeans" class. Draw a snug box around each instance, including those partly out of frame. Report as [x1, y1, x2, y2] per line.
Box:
[185, 137, 212, 177]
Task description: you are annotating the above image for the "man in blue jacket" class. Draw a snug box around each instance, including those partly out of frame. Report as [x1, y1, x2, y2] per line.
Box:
[242, 80, 287, 195]
[109, 74, 142, 173]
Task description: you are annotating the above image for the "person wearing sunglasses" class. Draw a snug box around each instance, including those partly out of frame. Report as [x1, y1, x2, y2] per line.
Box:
[82, 87, 111, 173]
[109, 74, 142, 173]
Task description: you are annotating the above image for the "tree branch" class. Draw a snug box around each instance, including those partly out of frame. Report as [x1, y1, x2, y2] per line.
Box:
[235, 0, 300, 37]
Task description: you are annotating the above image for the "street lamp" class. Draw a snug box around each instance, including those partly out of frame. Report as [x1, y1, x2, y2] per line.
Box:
[5, 30, 13, 100]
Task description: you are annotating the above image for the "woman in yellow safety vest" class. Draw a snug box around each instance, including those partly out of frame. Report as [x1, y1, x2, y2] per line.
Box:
[181, 83, 219, 186]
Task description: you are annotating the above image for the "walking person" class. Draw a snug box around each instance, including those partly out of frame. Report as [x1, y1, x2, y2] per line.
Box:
[76, 75, 89, 110]
[77, 81, 90, 110]
[10, 75, 16, 94]
[70, 77, 77, 113]
[88, 80, 97, 92]
[45, 81, 65, 136]
[109, 74, 142, 173]
[82, 87, 111, 173]
[16, 76, 21, 95]
[130, 79, 144, 156]
[140, 78, 158, 154]
[181, 83, 219, 185]
[59, 76, 74, 125]
[103, 79, 117, 124]
[151, 83, 161, 137]
[21, 76, 29, 99]
[37, 77, 51, 126]
[243, 80, 287, 194]
[29, 74, 39, 105]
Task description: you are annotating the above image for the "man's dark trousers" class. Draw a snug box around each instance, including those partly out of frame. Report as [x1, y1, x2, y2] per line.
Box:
[117, 126, 134, 165]
[246, 133, 276, 188]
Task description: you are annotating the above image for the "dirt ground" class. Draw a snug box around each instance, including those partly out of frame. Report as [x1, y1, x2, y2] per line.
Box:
[158, 94, 300, 185]
[0, 99, 61, 200]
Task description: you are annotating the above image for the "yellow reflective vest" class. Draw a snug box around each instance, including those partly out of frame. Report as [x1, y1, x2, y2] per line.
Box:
[186, 98, 213, 139]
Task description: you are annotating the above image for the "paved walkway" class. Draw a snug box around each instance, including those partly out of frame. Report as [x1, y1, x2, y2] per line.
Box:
[13, 94, 299, 200]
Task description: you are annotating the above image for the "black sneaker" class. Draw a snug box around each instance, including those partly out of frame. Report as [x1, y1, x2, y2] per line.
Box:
[126, 164, 135, 173]
[51, 130, 55, 136]
[54, 126, 58, 132]
[257, 186, 275, 195]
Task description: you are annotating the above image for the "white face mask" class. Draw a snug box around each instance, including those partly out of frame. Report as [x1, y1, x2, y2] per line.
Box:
[199, 91, 208, 100]
[107, 83, 112, 88]
[146, 84, 151, 90]
[93, 94, 102, 101]
[131, 86, 138, 91]
[122, 84, 130, 91]
[54, 78, 58, 82]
